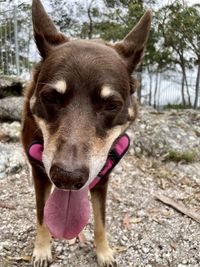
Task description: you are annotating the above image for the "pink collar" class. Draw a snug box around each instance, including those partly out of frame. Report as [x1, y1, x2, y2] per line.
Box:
[28, 134, 130, 190]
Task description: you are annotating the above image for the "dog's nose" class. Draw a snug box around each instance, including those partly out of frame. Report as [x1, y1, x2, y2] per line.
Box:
[50, 164, 89, 190]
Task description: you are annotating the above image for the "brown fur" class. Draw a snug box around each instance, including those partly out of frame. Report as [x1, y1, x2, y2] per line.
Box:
[21, 1, 151, 266]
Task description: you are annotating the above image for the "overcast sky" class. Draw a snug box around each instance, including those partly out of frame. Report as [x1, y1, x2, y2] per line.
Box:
[185, 0, 200, 3]
[1, 0, 199, 12]
[11, 0, 200, 7]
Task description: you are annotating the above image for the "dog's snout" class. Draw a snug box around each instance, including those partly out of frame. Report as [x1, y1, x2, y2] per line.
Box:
[50, 164, 89, 190]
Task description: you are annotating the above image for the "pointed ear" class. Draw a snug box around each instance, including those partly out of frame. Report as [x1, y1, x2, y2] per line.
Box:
[114, 10, 152, 73]
[32, 0, 69, 59]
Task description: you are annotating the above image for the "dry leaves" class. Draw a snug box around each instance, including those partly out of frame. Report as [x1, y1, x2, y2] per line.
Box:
[130, 217, 143, 224]
[7, 255, 31, 262]
[147, 207, 160, 216]
[114, 246, 128, 253]
[68, 232, 87, 247]
[0, 201, 16, 210]
[161, 209, 173, 218]
[122, 213, 143, 230]
[170, 241, 177, 250]
[78, 232, 87, 247]
[68, 238, 76, 246]
[122, 212, 131, 230]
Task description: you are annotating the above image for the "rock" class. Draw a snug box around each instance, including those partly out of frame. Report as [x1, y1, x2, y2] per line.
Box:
[129, 107, 200, 162]
[0, 121, 21, 142]
[0, 75, 24, 98]
[0, 96, 23, 121]
[0, 143, 25, 179]
[142, 247, 150, 253]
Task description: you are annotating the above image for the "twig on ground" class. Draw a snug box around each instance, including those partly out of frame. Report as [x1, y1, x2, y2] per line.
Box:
[0, 201, 16, 210]
[156, 194, 200, 224]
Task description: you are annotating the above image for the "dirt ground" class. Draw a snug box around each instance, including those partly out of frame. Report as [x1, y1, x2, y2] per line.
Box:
[0, 109, 200, 267]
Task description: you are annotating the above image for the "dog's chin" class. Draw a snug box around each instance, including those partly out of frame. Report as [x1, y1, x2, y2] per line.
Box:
[50, 183, 86, 192]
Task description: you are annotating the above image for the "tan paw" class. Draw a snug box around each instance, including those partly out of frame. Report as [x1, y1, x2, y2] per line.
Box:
[32, 246, 52, 267]
[97, 247, 118, 267]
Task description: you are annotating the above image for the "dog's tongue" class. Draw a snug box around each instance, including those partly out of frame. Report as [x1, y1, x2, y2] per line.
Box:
[44, 187, 90, 240]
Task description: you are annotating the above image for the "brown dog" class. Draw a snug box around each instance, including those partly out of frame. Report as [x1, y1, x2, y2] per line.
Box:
[21, 1, 151, 266]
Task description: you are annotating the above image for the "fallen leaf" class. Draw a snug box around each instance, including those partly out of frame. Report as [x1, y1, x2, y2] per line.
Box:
[162, 209, 173, 218]
[112, 192, 122, 203]
[147, 207, 159, 214]
[122, 212, 131, 230]
[7, 255, 31, 262]
[170, 241, 177, 250]
[0, 201, 16, 210]
[114, 246, 128, 253]
[68, 238, 76, 245]
[130, 217, 143, 224]
[78, 232, 87, 247]
[160, 179, 168, 189]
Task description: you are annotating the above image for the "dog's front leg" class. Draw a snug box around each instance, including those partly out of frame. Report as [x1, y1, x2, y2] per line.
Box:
[90, 177, 117, 267]
[31, 165, 52, 267]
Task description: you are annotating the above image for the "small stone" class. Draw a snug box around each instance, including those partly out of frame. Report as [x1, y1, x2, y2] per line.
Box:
[142, 247, 150, 253]
[135, 147, 142, 154]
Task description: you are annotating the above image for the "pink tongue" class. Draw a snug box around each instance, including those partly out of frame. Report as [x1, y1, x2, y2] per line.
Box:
[44, 187, 90, 240]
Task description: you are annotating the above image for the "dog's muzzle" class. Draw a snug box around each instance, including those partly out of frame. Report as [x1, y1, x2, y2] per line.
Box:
[27, 134, 130, 190]
[50, 164, 89, 190]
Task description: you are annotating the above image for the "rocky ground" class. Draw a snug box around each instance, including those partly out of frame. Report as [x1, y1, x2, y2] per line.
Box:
[0, 106, 200, 267]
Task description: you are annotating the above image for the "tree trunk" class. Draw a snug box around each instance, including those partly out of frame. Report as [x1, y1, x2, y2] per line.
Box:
[137, 71, 142, 103]
[182, 66, 191, 106]
[157, 74, 161, 110]
[153, 70, 159, 109]
[181, 74, 186, 106]
[194, 62, 200, 109]
[87, 0, 94, 39]
[149, 72, 152, 106]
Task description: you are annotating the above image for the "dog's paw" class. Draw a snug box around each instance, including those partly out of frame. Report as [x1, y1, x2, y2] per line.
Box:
[32, 246, 52, 267]
[97, 247, 118, 267]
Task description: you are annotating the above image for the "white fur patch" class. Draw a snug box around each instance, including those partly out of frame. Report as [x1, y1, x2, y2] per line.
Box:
[128, 107, 134, 118]
[85, 125, 124, 188]
[100, 85, 115, 98]
[34, 117, 56, 178]
[30, 94, 36, 110]
[53, 80, 67, 94]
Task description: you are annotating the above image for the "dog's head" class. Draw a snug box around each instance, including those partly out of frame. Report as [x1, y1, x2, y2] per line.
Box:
[30, 0, 151, 190]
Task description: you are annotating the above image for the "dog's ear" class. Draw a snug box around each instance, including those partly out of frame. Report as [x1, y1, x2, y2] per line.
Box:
[114, 11, 152, 74]
[32, 0, 69, 59]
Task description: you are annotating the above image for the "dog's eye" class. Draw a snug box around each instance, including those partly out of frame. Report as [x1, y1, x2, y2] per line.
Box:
[104, 99, 123, 113]
[41, 90, 62, 105]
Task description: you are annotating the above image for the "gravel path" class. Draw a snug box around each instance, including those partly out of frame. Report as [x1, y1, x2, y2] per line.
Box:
[0, 109, 200, 267]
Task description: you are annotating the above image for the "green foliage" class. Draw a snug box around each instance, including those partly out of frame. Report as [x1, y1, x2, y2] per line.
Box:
[49, 0, 79, 34]
[165, 150, 197, 163]
[0, 0, 199, 109]
[164, 103, 192, 110]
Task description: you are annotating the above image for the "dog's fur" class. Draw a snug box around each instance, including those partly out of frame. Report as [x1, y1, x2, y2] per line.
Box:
[21, 1, 151, 266]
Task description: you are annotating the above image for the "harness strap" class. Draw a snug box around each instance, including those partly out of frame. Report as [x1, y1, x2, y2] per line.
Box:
[27, 134, 130, 190]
